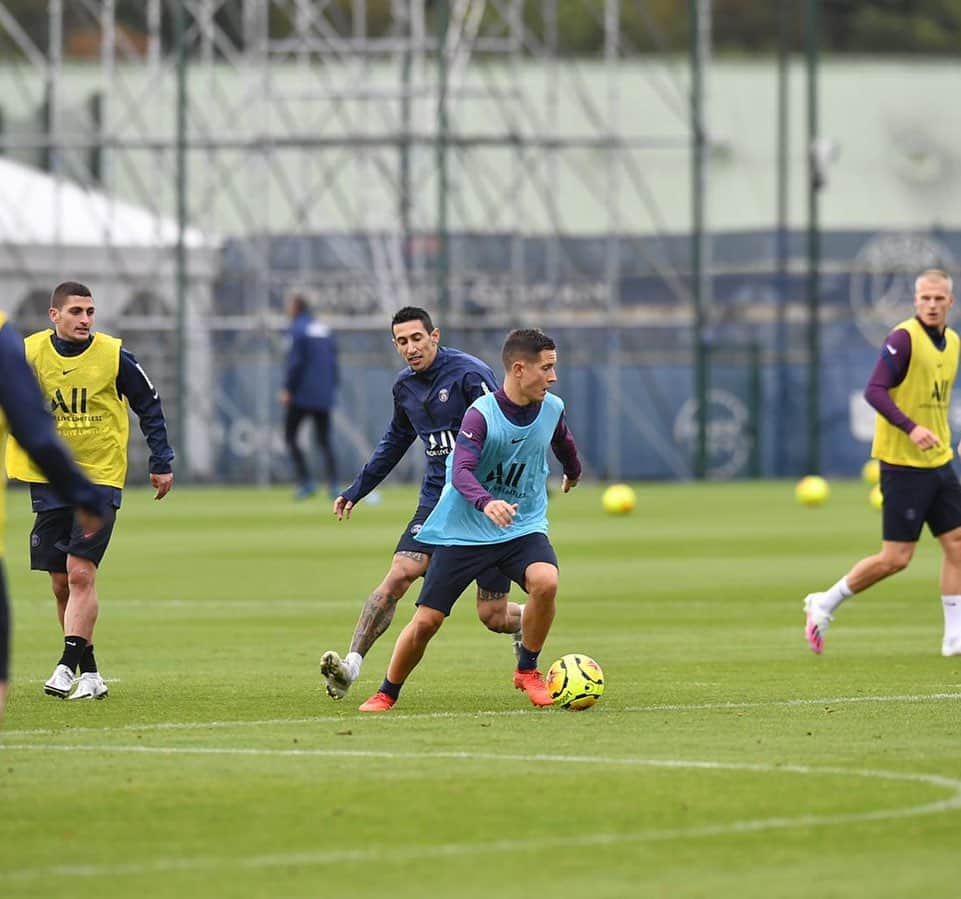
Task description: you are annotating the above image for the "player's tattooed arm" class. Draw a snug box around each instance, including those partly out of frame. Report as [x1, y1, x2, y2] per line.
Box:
[349, 590, 400, 656]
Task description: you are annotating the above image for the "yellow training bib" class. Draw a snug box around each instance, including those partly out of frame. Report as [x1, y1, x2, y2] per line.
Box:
[871, 317, 959, 468]
[5, 330, 130, 488]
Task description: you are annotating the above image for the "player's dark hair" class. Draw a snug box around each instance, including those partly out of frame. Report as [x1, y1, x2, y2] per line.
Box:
[502, 328, 556, 367]
[392, 306, 434, 334]
[289, 293, 311, 316]
[50, 281, 92, 310]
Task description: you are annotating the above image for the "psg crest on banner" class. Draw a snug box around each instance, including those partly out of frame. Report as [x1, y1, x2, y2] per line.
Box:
[850, 233, 957, 348]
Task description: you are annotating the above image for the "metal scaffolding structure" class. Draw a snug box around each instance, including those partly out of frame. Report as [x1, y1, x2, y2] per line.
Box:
[0, 1, 700, 483]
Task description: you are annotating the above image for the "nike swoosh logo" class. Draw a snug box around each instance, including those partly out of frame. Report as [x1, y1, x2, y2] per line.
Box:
[62, 367, 78, 374]
[886, 345, 897, 355]
[462, 431, 473, 439]
[511, 437, 526, 444]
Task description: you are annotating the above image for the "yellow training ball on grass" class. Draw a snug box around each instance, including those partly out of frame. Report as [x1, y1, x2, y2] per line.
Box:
[869, 484, 883, 511]
[602, 483, 636, 515]
[795, 475, 830, 507]
[546, 654, 605, 710]
[861, 459, 880, 486]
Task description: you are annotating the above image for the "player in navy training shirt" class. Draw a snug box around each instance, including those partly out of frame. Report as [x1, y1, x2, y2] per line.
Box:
[320, 307, 524, 700]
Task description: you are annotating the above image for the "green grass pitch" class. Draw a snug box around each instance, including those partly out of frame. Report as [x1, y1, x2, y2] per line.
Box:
[1, 480, 960, 898]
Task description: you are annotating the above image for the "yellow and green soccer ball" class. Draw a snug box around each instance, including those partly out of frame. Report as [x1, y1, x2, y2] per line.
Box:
[602, 483, 636, 515]
[546, 654, 605, 711]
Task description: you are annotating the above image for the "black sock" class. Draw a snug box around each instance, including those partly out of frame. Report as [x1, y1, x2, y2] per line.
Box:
[58, 635, 87, 673]
[79, 643, 98, 674]
[380, 678, 403, 700]
[517, 645, 539, 672]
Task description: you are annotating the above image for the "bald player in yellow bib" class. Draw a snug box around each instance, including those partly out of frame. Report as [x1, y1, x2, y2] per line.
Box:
[6, 281, 175, 700]
[803, 269, 961, 657]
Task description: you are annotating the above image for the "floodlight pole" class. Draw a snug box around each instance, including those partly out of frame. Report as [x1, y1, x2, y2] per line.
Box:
[774, 0, 790, 477]
[690, 0, 710, 479]
[805, 0, 821, 475]
[435, 0, 450, 320]
[175, 0, 189, 477]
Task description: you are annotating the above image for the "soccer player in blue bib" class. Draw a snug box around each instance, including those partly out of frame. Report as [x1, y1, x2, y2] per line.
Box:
[804, 269, 961, 656]
[321, 308, 524, 699]
[359, 328, 582, 712]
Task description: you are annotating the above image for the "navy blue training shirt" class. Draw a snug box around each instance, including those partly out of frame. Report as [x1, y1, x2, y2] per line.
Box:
[341, 345, 499, 508]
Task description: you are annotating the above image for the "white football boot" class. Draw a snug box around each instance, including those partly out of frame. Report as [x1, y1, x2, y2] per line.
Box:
[43, 664, 76, 698]
[68, 672, 109, 700]
[804, 593, 832, 655]
[320, 650, 354, 700]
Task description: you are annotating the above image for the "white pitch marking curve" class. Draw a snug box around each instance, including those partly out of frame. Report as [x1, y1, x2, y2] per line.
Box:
[0, 748, 959, 883]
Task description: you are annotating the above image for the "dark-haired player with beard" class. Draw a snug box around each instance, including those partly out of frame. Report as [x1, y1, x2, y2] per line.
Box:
[321, 307, 523, 699]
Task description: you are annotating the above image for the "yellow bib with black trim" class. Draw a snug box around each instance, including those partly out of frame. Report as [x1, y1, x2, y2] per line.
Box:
[5, 330, 129, 488]
[0, 312, 8, 557]
[871, 317, 959, 468]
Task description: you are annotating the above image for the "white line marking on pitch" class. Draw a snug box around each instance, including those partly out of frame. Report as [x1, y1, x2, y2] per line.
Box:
[0, 753, 958, 883]
[3, 691, 960, 738]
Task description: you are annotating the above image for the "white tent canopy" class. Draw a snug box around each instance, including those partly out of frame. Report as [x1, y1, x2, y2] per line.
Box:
[0, 158, 218, 479]
[0, 157, 207, 248]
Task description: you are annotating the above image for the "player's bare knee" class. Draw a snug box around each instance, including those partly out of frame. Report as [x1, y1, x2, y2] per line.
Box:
[386, 555, 428, 597]
[880, 551, 912, 576]
[524, 566, 558, 601]
[477, 605, 507, 632]
[410, 609, 444, 644]
[66, 566, 95, 594]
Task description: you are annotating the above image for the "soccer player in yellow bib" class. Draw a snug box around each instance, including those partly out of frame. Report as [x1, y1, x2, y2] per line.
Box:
[5, 282, 175, 700]
[803, 269, 961, 657]
[0, 311, 103, 725]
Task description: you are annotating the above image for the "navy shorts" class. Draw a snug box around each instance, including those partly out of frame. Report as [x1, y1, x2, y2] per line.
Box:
[0, 564, 8, 681]
[881, 463, 961, 542]
[398, 504, 511, 596]
[395, 504, 437, 556]
[30, 506, 118, 572]
[416, 532, 558, 616]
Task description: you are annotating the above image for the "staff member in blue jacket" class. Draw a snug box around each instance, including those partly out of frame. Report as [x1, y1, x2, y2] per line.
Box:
[320, 306, 522, 700]
[0, 310, 104, 725]
[280, 294, 339, 500]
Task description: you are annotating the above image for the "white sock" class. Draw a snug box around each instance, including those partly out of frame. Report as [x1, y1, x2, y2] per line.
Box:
[515, 603, 526, 633]
[345, 651, 363, 681]
[942, 596, 961, 643]
[819, 576, 854, 615]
